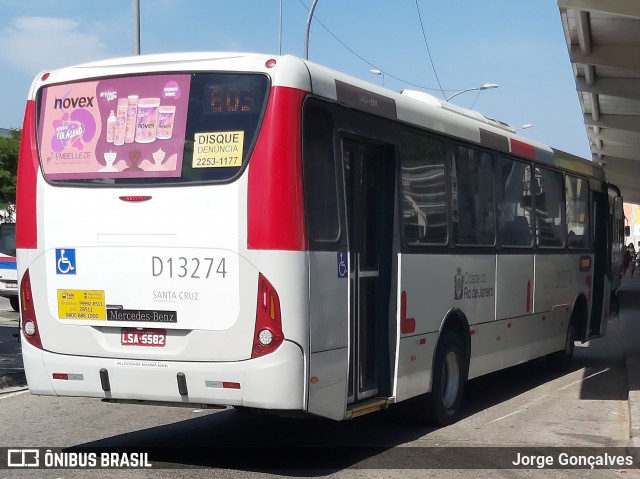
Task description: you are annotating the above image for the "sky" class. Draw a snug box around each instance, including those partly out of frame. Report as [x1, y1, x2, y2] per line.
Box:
[0, 0, 591, 159]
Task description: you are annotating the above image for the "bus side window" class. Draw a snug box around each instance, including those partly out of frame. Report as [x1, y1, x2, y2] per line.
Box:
[399, 131, 447, 245]
[535, 166, 564, 248]
[302, 104, 339, 244]
[451, 146, 495, 246]
[566, 175, 590, 249]
[497, 157, 533, 247]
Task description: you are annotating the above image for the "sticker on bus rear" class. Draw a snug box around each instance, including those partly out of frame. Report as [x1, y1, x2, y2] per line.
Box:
[57, 289, 106, 320]
[106, 308, 177, 323]
[55, 248, 76, 275]
[193, 131, 244, 168]
[38, 75, 191, 180]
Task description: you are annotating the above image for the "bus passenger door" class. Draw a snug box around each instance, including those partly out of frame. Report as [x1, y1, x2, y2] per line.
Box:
[304, 104, 351, 420]
[342, 138, 394, 405]
[589, 191, 609, 337]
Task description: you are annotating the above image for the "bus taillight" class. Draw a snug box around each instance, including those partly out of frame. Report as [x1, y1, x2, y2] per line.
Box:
[252, 273, 284, 358]
[20, 269, 42, 349]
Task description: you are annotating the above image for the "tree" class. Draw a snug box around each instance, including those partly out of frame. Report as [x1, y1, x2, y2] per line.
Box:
[0, 129, 20, 221]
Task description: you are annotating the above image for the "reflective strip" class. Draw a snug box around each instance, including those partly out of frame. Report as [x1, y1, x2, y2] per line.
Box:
[16, 100, 38, 249]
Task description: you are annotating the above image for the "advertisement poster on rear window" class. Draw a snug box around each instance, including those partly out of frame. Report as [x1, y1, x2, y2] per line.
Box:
[38, 74, 191, 180]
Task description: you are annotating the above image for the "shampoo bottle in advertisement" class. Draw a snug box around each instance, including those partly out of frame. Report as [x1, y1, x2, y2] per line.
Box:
[114, 98, 128, 146]
[135, 98, 160, 143]
[124, 95, 139, 144]
[156, 106, 176, 139]
[106, 110, 116, 143]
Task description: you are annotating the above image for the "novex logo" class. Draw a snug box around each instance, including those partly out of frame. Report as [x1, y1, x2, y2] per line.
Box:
[54, 96, 95, 109]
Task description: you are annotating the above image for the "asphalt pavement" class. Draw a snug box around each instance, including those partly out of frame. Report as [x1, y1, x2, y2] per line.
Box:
[0, 297, 22, 389]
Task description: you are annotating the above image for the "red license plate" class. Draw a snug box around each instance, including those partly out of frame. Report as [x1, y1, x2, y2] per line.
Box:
[120, 328, 166, 347]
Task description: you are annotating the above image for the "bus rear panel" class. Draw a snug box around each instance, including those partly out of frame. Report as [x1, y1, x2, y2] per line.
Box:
[18, 54, 311, 411]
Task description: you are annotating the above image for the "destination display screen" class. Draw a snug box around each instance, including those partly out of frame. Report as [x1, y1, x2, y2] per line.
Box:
[208, 85, 263, 114]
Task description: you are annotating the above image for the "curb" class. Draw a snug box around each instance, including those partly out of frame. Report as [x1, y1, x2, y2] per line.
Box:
[626, 352, 640, 464]
[617, 287, 640, 464]
[626, 349, 640, 463]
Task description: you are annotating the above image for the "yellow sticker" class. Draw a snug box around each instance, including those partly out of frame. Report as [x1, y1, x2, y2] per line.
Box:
[193, 131, 244, 168]
[58, 289, 106, 320]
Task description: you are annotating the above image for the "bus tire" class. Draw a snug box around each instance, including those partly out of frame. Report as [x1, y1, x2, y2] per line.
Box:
[414, 331, 466, 426]
[546, 319, 576, 371]
[9, 296, 18, 312]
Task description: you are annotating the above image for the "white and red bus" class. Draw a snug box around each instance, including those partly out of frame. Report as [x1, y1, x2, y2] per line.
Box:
[17, 52, 624, 425]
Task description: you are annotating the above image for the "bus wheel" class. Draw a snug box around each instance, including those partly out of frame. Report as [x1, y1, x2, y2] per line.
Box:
[414, 331, 466, 426]
[9, 296, 18, 312]
[547, 320, 576, 371]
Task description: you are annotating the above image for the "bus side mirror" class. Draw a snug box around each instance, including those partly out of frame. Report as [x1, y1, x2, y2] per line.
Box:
[614, 196, 624, 220]
[625, 225, 631, 237]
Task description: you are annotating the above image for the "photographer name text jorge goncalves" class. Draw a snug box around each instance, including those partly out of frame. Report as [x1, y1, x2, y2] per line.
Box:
[512, 451, 634, 469]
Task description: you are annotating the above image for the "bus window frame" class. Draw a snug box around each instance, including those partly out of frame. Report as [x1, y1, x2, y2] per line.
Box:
[449, 143, 497, 248]
[302, 97, 400, 253]
[565, 172, 592, 251]
[34, 71, 272, 189]
[301, 100, 342, 247]
[495, 155, 534, 249]
[397, 129, 449, 248]
[532, 163, 566, 250]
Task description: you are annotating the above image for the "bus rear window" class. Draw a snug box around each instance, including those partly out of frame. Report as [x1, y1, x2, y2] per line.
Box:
[36, 73, 269, 185]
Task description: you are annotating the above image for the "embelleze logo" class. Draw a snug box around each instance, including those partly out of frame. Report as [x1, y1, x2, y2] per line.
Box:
[100, 90, 118, 102]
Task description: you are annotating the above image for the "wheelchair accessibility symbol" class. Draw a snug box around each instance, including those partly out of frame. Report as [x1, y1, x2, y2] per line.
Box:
[337, 252, 347, 278]
[55, 249, 76, 275]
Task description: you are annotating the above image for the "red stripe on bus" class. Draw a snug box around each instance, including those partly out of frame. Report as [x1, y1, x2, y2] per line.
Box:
[16, 100, 38, 249]
[400, 291, 416, 334]
[510, 138, 536, 159]
[248, 86, 308, 251]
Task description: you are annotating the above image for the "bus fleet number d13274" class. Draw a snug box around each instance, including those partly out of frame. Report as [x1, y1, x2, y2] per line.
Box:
[151, 256, 227, 279]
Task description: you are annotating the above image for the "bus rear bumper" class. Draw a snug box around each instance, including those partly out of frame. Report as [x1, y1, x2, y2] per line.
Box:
[22, 339, 305, 410]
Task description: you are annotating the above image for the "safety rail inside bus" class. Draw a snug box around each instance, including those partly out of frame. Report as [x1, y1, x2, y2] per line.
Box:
[16, 52, 624, 425]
